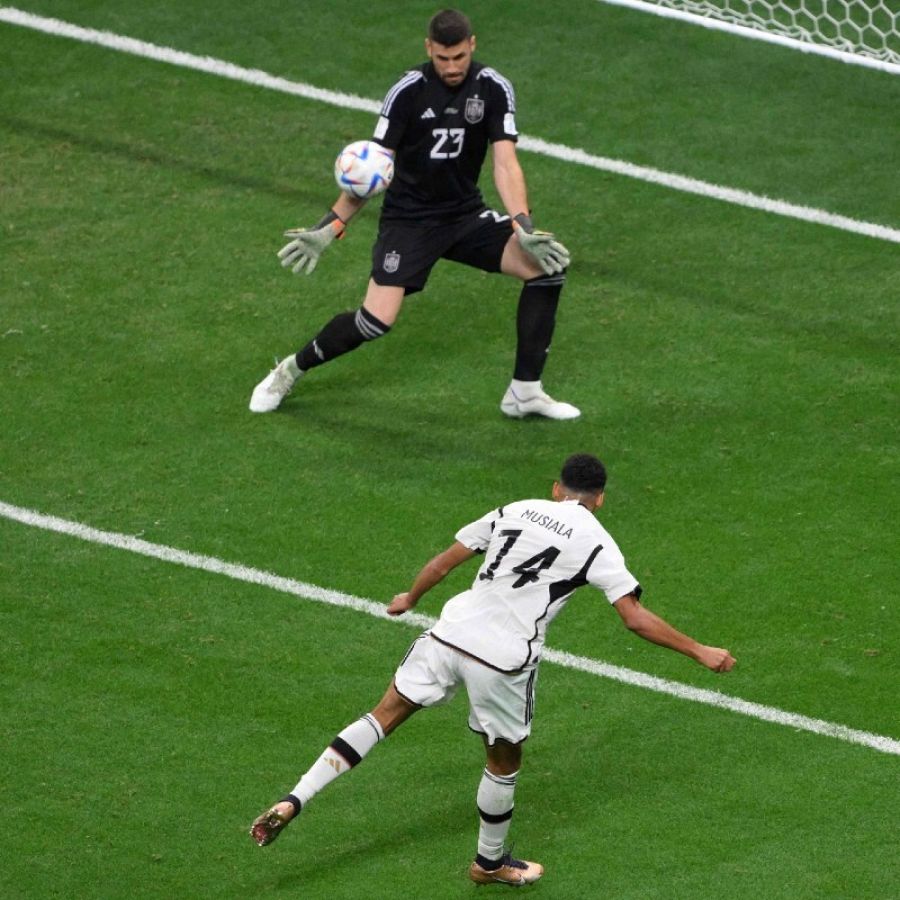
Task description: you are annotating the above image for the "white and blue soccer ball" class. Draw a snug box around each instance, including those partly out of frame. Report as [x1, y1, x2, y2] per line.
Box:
[334, 140, 394, 199]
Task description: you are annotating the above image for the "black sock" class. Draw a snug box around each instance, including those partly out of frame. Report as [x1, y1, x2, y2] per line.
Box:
[513, 273, 565, 382]
[296, 307, 391, 372]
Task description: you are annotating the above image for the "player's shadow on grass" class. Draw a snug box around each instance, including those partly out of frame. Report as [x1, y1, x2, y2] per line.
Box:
[1, 114, 320, 204]
[259, 798, 474, 890]
[276, 377, 574, 453]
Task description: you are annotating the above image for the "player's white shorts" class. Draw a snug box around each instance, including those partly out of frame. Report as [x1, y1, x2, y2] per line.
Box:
[393, 632, 538, 746]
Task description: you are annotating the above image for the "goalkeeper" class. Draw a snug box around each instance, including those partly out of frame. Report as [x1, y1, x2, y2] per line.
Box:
[250, 9, 578, 420]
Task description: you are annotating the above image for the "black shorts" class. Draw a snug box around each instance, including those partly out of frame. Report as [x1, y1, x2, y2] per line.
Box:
[371, 209, 513, 296]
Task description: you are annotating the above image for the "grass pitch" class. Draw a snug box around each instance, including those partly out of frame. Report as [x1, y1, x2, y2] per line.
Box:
[1, 2, 898, 897]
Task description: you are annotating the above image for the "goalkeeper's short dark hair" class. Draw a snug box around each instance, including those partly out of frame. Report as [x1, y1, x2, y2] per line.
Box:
[428, 9, 473, 45]
[560, 454, 607, 495]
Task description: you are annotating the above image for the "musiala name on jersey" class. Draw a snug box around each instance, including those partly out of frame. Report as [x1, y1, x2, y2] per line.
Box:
[520, 509, 574, 539]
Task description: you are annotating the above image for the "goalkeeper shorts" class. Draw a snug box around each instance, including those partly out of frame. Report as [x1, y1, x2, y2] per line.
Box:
[371, 208, 513, 296]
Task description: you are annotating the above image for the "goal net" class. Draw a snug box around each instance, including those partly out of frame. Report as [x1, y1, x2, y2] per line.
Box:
[600, 0, 900, 72]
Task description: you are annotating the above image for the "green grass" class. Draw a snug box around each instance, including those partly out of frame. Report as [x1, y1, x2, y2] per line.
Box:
[1, 2, 898, 897]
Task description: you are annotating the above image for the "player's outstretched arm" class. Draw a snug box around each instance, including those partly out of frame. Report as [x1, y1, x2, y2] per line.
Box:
[387, 541, 477, 616]
[277, 194, 368, 276]
[613, 594, 736, 673]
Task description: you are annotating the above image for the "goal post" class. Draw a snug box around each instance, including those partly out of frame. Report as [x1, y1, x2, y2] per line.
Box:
[596, 0, 900, 75]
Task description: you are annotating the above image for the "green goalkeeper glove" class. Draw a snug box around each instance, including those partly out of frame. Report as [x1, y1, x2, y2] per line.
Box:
[513, 213, 570, 275]
[277, 211, 346, 275]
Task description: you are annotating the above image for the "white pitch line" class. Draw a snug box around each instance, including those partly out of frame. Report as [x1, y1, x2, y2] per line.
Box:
[2, 499, 898, 757]
[1, 5, 899, 245]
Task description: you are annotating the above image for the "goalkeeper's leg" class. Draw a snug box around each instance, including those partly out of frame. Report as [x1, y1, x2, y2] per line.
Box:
[295, 305, 392, 372]
[303, 281, 403, 369]
[495, 235, 580, 420]
[501, 270, 580, 421]
[249, 283, 403, 413]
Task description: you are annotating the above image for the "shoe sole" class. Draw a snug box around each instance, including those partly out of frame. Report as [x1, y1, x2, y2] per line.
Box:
[249, 401, 280, 413]
[501, 403, 580, 421]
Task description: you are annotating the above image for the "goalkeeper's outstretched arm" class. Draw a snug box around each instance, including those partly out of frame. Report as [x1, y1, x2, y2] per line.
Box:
[331, 191, 368, 225]
[277, 193, 369, 276]
[491, 139, 570, 276]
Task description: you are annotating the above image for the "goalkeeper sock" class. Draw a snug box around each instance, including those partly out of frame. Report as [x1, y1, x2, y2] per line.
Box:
[290, 713, 385, 807]
[296, 307, 391, 371]
[513, 273, 565, 382]
[475, 768, 518, 864]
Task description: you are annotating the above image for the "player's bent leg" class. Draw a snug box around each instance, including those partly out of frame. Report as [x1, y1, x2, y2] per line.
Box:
[470, 767, 543, 887]
[249, 708, 392, 847]
[498, 237, 580, 421]
[249, 282, 403, 414]
[292, 282, 401, 379]
[361, 280, 406, 327]
[468, 702, 541, 884]
[250, 648, 444, 852]
[483, 735, 523, 776]
[295, 305, 393, 373]
[474, 738, 522, 869]
[470, 755, 542, 889]
[370, 680, 421, 735]
[498, 230, 545, 282]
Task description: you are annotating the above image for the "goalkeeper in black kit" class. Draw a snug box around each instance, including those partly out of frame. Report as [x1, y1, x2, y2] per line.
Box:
[250, 8, 579, 420]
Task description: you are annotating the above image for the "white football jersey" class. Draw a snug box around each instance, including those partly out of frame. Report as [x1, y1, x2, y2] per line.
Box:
[429, 499, 641, 673]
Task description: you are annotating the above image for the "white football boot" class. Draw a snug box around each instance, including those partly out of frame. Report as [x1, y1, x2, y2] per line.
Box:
[249, 357, 301, 413]
[500, 380, 580, 420]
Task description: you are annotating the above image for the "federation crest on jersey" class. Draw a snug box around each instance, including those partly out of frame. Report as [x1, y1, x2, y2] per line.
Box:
[465, 97, 485, 123]
[383, 251, 401, 273]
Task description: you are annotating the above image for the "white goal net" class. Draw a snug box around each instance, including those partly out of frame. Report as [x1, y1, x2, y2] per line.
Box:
[600, 0, 900, 72]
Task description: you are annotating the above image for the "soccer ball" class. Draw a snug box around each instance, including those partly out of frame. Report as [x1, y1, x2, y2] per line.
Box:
[334, 140, 394, 199]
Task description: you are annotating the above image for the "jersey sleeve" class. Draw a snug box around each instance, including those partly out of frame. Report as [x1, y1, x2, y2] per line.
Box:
[373, 70, 423, 151]
[479, 67, 519, 144]
[454, 507, 503, 553]
[586, 539, 641, 604]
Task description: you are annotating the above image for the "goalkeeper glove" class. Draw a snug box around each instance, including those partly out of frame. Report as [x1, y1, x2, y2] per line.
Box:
[513, 213, 570, 275]
[277, 210, 346, 275]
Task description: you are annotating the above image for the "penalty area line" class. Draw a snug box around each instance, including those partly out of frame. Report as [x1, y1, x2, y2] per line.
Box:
[0, 5, 898, 244]
[2, 498, 899, 757]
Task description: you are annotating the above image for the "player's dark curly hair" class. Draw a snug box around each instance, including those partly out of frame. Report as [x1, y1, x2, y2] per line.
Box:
[428, 9, 473, 45]
[560, 453, 607, 495]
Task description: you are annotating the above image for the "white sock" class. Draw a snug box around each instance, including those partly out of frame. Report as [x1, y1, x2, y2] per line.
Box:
[476, 768, 518, 862]
[291, 713, 384, 807]
[282, 354, 302, 378]
[509, 378, 543, 399]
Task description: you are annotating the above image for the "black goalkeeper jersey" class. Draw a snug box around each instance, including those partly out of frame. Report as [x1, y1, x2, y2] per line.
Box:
[371, 60, 519, 225]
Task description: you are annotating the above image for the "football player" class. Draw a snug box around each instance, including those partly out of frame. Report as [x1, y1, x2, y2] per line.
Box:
[249, 454, 736, 886]
[250, 9, 578, 420]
